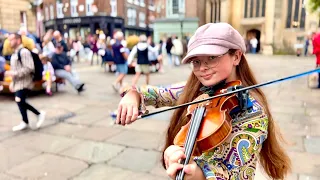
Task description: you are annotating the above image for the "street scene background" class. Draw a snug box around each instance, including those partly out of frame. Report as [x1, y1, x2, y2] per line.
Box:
[0, 0, 320, 179]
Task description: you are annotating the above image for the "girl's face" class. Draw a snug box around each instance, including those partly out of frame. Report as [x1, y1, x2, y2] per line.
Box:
[41, 59, 47, 64]
[191, 50, 242, 87]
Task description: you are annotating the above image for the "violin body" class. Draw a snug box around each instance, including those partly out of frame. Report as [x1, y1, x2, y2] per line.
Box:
[173, 81, 241, 155]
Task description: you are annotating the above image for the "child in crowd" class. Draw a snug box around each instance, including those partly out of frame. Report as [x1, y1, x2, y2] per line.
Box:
[40, 54, 56, 96]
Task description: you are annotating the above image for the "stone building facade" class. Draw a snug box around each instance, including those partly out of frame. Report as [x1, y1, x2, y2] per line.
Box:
[0, 0, 37, 35]
[204, 0, 320, 55]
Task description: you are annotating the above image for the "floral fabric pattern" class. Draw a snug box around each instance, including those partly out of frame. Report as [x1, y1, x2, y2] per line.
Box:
[122, 82, 268, 180]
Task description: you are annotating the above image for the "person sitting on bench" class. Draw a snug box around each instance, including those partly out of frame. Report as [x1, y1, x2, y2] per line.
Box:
[51, 43, 85, 93]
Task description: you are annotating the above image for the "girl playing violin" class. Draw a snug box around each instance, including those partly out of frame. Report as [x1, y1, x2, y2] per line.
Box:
[117, 23, 291, 180]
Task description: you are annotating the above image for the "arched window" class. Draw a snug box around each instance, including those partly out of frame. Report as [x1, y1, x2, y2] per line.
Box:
[244, 0, 266, 18]
[210, 0, 221, 23]
[286, 0, 306, 29]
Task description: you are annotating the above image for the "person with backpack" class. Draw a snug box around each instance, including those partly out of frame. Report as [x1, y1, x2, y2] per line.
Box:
[4, 33, 46, 132]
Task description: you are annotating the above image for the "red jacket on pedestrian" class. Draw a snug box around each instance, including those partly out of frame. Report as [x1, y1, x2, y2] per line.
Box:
[312, 33, 320, 65]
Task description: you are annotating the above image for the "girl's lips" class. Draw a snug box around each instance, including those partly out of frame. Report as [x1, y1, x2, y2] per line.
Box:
[201, 74, 212, 80]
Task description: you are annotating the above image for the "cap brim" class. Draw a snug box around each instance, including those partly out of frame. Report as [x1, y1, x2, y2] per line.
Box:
[181, 45, 229, 64]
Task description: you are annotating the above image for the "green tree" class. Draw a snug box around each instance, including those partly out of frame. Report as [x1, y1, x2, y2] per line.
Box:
[309, 0, 320, 13]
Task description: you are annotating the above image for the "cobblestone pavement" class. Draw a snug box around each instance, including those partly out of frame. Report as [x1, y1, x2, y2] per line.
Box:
[0, 54, 319, 180]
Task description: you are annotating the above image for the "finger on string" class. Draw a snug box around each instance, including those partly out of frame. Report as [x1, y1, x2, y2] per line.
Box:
[166, 163, 183, 179]
[125, 105, 133, 125]
[116, 105, 123, 124]
[168, 150, 186, 167]
[183, 163, 197, 175]
[164, 146, 185, 168]
[120, 106, 128, 126]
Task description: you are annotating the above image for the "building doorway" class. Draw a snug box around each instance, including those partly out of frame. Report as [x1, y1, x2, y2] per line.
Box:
[247, 29, 261, 53]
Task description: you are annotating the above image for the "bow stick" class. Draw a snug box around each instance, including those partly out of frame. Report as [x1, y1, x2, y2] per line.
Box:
[134, 68, 320, 120]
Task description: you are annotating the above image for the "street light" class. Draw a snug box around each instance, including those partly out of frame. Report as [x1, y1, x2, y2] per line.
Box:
[179, 11, 184, 39]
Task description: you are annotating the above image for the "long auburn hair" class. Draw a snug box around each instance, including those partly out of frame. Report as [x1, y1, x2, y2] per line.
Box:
[161, 50, 291, 179]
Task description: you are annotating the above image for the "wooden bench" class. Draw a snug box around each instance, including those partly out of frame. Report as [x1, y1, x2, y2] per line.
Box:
[0, 77, 65, 93]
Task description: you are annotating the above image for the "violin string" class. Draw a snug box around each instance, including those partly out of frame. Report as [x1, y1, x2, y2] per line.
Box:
[139, 68, 320, 119]
[176, 106, 206, 180]
[176, 107, 200, 180]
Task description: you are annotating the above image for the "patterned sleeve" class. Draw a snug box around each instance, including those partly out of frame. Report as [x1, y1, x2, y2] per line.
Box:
[120, 81, 186, 112]
[194, 99, 269, 180]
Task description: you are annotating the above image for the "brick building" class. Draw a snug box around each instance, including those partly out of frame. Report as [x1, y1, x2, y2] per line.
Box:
[42, 0, 164, 39]
[152, 0, 203, 43]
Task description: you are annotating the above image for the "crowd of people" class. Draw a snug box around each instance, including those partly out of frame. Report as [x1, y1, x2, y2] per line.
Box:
[0, 26, 188, 132]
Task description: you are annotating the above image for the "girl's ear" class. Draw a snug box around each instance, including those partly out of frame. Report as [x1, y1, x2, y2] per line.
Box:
[233, 50, 242, 66]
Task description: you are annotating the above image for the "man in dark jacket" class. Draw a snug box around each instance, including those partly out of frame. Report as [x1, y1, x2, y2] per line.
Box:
[51, 43, 85, 93]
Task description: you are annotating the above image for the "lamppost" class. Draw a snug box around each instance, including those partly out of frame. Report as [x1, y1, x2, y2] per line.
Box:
[179, 11, 184, 39]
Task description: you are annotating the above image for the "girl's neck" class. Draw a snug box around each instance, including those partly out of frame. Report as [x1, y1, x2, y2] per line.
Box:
[225, 68, 238, 83]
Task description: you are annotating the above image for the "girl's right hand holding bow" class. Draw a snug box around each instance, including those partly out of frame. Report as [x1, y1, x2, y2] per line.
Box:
[116, 89, 141, 126]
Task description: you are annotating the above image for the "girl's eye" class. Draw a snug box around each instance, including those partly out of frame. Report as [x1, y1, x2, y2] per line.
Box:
[209, 56, 217, 60]
[192, 60, 200, 65]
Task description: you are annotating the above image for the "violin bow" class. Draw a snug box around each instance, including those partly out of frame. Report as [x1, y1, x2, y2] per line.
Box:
[136, 68, 320, 119]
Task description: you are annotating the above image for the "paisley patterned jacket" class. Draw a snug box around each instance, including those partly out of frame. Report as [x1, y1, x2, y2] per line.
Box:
[122, 82, 268, 180]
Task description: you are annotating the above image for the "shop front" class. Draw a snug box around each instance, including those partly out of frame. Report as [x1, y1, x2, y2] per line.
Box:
[124, 26, 153, 38]
[44, 16, 125, 40]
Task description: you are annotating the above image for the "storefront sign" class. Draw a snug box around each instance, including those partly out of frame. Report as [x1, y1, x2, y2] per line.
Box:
[44, 20, 55, 27]
[62, 18, 81, 25]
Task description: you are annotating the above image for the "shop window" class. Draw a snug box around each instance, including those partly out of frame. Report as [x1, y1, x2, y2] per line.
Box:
[45, 6, 49, 21]
[71, 0, 78, 17]
[286, 0, 306, 29]
[50, 4, 54, 19]
[110, 0, 117, 17]
[56, 2, 64, 18]
[86, 0, 94, 16]
[139, 12, 146, 27]
[127, 8, 137, 26]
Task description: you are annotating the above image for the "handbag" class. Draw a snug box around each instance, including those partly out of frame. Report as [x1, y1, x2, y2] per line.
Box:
[308, 67, 319, 88]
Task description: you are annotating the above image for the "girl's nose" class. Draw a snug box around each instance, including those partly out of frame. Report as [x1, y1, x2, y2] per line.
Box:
[199, 61, 209, 71]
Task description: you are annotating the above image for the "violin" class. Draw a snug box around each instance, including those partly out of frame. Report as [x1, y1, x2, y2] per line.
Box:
[173, 80, 244, 180]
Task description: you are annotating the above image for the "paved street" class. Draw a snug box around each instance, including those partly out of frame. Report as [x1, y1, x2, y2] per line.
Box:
[0, 54, 319, 180]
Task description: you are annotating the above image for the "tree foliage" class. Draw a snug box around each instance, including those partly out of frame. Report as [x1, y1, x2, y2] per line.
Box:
[309, 0, 320, 13]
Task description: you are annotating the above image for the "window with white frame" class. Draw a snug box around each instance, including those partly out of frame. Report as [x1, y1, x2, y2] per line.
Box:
[127, 0, 133, 3]
[149, 0, 155, 11]
[71, 0, 79, 17]
[56, 2, 64, 18]
[139, 12, 146, 27]
[127, 8, 137, 26]
[166, 0, 184, 17]
[86, 0, 94, 16]
[134, 0, 139, 5]
[49, 4, 54, 19]
[140, 0, 145, 7]
[110, 0, 117, 17]
[45, 6, 49, 21]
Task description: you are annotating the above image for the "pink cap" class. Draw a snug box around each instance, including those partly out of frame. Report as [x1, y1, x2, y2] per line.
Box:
[182, 23, 246, 64]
